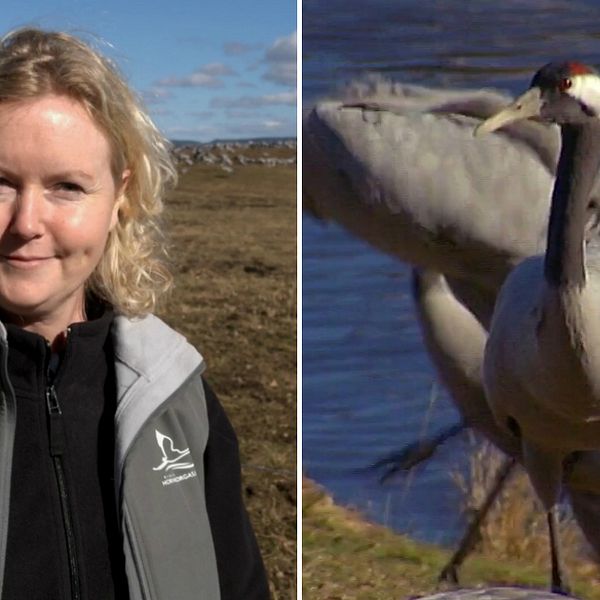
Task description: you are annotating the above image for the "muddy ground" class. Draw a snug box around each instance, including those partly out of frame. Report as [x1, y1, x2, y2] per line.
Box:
[158, 149, 296, 599]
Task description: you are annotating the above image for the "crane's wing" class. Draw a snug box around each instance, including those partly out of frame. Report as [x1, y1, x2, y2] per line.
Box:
[304, 80, 562, 292]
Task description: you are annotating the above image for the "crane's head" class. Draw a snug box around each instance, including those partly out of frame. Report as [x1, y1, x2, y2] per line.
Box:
[475, 61, 600, 135]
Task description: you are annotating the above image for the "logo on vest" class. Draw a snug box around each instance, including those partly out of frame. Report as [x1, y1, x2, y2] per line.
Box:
[153, 430, 197, 486]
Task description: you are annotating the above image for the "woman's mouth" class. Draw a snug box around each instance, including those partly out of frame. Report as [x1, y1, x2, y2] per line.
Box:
[1, 255, 54, 268]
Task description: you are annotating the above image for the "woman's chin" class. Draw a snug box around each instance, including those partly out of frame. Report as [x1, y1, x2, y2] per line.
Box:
[0, 293, 85, 327]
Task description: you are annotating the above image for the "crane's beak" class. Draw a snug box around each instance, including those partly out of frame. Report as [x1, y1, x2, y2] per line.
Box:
[474, 87, 543, 136]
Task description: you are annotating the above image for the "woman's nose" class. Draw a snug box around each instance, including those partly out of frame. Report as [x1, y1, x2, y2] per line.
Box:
[8, 187, 45, 239]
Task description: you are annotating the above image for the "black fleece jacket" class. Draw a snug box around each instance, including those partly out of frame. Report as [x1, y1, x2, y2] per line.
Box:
[1, 312, 269, 599]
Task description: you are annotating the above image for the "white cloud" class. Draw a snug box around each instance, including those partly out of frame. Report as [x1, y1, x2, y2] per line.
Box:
[201, 63, 236, 77]
[164, 72, 221, 87]
[225, 109, 263, 119]
[266, 91, 296, 105]
[263, 31, 296, 87]
[141, 87, 173, 105]
[266, 31, 296, 63]
[225, 118, 296, 137]
[149, 107, 173, 116]
[223, 41, 262, 56]
[157, 62, 237, 88]
[263, 120, 286, 130]
[165, 124, 221, 140]
[210, 91, 296, 109]
[187, 110, 216, 119]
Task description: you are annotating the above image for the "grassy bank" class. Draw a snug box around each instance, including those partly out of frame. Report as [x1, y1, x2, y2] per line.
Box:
[159, 154, 296, 599]
[303, 470, 600, 600]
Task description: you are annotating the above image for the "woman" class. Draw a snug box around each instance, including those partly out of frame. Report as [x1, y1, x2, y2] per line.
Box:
[0, 28, 269, 599]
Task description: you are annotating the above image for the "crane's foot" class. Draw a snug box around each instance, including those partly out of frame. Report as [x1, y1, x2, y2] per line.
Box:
[551, 583, 572, 597]
[438, 564, 459, 585]
[437, 458, 516, 591]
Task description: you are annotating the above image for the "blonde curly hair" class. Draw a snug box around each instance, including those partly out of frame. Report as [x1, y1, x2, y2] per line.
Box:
[0, 28, 177, 316]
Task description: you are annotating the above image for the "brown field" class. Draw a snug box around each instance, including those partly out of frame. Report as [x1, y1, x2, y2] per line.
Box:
[159, 151, 296, 599]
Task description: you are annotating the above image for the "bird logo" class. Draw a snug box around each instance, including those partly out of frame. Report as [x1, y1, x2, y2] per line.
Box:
[152, 430, 195, 471]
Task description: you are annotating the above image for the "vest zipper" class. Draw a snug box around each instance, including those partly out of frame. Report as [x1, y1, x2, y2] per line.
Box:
[0, 337, 17, 596]
[46, 385, 81, 600]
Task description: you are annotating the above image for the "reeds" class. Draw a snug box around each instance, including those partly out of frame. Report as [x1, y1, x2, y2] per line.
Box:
[454, 438, 600, 581]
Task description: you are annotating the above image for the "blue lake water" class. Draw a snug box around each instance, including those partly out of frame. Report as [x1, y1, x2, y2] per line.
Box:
[302, 0, 600, 545]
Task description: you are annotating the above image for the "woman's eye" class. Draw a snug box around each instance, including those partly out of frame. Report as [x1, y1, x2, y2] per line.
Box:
[51, 182, 85, 199]
[58, 182, 84, 192]
[0, 178, 16, 198]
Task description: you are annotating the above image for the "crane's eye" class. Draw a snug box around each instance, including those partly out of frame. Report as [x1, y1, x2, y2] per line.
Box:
[559, 77, 572, 92]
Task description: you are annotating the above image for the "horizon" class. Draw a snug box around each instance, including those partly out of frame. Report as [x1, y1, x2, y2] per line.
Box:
[171, 134, 296, 145]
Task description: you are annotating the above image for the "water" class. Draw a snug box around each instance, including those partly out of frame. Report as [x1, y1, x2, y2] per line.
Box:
[303, 0, 600, 106]
[302, 0, 600, 545]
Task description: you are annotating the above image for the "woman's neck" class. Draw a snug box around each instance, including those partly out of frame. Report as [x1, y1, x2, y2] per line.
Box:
[0, 296, 87, 347]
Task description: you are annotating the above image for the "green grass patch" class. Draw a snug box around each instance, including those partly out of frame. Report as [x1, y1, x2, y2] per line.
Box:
[303, 479, 600, 599]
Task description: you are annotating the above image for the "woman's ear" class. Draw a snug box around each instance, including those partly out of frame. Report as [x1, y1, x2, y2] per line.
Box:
[111, 168, 131, 230]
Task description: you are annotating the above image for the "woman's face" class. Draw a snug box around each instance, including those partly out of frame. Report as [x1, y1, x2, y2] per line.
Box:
[0, 94, 126, 326]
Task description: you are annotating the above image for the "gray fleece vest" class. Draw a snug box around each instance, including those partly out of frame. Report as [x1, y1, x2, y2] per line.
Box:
[0, 314, 221, 600]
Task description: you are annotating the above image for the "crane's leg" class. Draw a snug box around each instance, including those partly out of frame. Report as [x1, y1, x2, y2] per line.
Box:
[548, 506, 571, 595]
[371, 421, 467, 483]
[439, 456, 517, 584]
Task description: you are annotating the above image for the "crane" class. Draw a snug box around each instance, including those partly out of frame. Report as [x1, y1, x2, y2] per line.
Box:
[304, 72, 600, 592]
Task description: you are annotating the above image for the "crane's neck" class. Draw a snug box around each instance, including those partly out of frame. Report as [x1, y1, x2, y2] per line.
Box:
[544, 121, 600, 288]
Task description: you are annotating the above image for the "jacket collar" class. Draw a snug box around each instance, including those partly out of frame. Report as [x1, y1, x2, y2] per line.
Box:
[110, 313, 205, 489]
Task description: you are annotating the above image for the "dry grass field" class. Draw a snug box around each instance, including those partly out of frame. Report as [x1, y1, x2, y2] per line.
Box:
[165, 142, 600, 600]
[158, 149, 296, 599]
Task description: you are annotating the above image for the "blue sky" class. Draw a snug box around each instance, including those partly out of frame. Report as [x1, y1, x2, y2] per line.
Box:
[3, 0, 296, 141]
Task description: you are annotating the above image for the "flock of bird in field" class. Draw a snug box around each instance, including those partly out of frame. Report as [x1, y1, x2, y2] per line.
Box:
[303, 61, 600, 598]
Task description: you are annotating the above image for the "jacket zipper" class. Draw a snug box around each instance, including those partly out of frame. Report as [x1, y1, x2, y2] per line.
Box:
[0, 336, 17, 596]
[46, 384, 81, 600]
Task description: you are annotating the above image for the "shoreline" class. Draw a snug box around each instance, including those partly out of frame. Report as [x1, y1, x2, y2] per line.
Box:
[302, 477, 600, 599]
